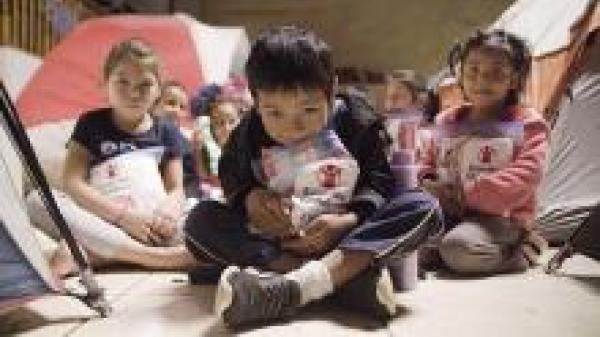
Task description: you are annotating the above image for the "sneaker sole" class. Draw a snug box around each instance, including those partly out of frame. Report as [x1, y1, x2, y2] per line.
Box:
[214, 265, 240, 317]
[376, 267, 397, 317]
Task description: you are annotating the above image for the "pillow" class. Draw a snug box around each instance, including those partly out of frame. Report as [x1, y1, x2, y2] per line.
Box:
[24, 119, 76, 193]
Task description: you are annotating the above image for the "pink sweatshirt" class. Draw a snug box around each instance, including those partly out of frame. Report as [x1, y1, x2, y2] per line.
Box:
[429, 104, 549, 229]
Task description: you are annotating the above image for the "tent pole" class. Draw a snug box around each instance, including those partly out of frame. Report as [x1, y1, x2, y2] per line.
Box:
[0, 80, 111, 317]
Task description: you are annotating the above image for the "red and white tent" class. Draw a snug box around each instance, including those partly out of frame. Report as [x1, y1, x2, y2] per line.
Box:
[15, 14, 249, 127]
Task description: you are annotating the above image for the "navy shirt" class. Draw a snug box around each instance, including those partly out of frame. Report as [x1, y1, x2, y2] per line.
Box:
[70, 108, 182, 169]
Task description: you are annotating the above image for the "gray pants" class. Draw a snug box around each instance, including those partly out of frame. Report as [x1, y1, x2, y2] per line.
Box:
[439, 216, 527, 274]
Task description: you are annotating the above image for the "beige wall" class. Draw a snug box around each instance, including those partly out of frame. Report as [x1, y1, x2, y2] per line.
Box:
[197, 0, 514, 76]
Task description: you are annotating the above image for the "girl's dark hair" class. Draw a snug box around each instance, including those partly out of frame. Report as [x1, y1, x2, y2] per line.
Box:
[246, 25, 334, 100]
[190, 84, 222, 118]
[447, 29, 532, 106]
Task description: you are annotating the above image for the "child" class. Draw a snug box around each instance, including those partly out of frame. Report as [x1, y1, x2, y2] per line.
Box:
[382, 69, 424, 114]
[156, 80, 191, 128]
[51, 39, 198, 275]
[421, 29, 549, 274]
[381, 70, 428, 189]
[422, 71, 464, 124]
[155, 80, 201, 199]
[189, 83, 241, 192]
[184, 26, 442, 328]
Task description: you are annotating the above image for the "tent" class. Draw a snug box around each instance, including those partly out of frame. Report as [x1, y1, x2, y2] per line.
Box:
[492, 0, 600, 117]
[536, 32, 600, 244]
[15, 14, 249, 127]
[493, 0, 600, 252]
[175, 13, 249, 87]
[0, 81, 109, 316]
[0, 47, 43, 101]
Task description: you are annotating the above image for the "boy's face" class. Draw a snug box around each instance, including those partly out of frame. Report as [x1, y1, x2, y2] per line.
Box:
[106, 58, 160, 123]
[384, 81, 414, 112]
[256, 88, 329, 145]
[211, 102, 240, 147]
[460, 47, 517, 110]
[157, 85, 189, 126]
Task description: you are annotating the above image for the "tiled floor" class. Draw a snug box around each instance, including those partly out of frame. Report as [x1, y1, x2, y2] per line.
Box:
[3, 250, 600, 337]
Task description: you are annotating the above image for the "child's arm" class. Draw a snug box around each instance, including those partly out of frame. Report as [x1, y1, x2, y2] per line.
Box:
[348, 123, 396, 223]
[462, 117, 549, 217]
[218, 118, 261, 214]
[153, 156, 185, 240]
[218, 116, 293, 237]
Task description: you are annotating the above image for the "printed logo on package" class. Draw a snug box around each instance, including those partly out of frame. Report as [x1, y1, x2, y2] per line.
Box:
[433, 121, 524, 186]
[256, 130, 359, 230]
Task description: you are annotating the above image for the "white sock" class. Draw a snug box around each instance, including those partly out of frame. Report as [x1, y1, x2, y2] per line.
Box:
[285, 260, 334, 305]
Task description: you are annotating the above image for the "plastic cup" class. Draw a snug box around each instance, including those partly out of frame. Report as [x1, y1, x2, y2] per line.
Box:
[391, 149, 417, 166]
[391, 164, 420, 189]
[386, 250, 419, 292]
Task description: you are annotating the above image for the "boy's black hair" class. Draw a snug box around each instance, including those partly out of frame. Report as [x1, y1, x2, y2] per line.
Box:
[447, 29, 532, 106]
[246, 25, 334, 100]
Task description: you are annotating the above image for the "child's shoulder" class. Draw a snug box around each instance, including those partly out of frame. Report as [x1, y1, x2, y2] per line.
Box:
[75, 107, 113, 127]
[79, 107, 112, 120]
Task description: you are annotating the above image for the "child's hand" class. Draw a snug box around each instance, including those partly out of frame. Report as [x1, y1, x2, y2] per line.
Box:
[422, 179, 464, 218]
[246, 188, 294, 239]
[281, 213, 357, 257]
[151, 213, 178, 244]
[118, 209, 163, 245]
[150, 197, 183, 244]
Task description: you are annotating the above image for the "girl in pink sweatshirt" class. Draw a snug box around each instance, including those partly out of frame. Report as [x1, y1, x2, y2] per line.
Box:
[421, 29, 549, 274]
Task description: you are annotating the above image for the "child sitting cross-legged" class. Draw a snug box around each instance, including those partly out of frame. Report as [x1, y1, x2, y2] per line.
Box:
[184, 26, 442, 328]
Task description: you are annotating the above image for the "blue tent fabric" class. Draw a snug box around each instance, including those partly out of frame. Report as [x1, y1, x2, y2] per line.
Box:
[0, 222, 49, 300]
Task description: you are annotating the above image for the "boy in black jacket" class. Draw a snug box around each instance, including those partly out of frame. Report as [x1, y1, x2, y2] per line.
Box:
[185, 26, 442, 328]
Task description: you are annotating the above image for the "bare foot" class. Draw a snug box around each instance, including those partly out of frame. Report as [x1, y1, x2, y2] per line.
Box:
[50, 241, 108, 278]
[50, 241, 78, 278]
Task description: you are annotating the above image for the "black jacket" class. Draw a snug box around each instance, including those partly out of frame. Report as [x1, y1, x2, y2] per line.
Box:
[218, 93, 395, 224]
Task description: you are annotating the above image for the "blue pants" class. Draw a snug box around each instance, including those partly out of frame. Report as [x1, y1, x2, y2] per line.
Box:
[184, 190, 442, 267]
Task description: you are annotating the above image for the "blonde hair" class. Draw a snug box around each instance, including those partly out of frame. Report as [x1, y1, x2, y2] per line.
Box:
[103, 38, 161, 82]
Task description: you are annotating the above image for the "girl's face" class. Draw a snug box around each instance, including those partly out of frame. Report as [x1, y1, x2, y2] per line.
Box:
[384, 81, 415, 112]
[256, 88, 329, 145]
[157, 85, 189, 127]
[211, 102, 240, 147]
[106, 58, 160, 124]
[460, 47, 517, 112]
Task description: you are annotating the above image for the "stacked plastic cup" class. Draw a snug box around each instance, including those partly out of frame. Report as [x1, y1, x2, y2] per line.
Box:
[384, 108, 423, 292]
[387, 109, 422, 189]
